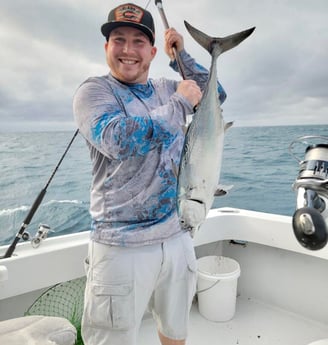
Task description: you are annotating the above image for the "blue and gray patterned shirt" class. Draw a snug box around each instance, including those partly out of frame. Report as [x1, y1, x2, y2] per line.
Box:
[73, 50, 226, 247]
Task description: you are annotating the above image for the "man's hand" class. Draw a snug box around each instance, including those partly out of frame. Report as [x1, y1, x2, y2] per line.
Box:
[177, 80, 202, 108]
[164, 28, 184, 60]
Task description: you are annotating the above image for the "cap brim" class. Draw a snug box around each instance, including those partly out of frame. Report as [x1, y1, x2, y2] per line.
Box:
[101, 21, 154, 45]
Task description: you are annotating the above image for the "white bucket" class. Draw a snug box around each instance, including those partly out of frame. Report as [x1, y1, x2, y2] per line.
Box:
[197, 256, 240, 322]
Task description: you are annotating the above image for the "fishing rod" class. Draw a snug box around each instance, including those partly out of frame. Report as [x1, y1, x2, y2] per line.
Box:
[154, 0, 187, 80]
[1, 129, 79, 259]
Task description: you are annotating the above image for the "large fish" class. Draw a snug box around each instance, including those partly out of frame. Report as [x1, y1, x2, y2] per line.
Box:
[177, 21, 255, 233]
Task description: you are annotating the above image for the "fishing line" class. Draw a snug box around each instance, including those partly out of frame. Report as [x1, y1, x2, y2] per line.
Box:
[154, 0, 187, 80]
[144, 0, 152, 9]
[1, 129, 79, 259]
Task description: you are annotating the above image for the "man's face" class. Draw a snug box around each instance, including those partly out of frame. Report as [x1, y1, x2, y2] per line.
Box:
[105, 26, 157, 84]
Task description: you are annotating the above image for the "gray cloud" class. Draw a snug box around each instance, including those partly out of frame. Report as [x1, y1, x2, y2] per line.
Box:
[1, 0, 327, 131]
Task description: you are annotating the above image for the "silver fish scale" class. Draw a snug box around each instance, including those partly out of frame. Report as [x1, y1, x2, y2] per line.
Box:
[177, 21, 255, 233]
[178, 56, 225, 232]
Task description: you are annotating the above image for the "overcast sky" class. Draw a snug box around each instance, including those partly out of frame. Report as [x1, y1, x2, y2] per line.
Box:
[1, 0, 327, 132]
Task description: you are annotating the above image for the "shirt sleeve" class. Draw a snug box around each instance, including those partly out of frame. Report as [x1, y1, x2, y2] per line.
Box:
[73, 77, 192, 161]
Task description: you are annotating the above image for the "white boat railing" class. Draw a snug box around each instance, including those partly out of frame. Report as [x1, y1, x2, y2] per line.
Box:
[1, 208, 327, 301]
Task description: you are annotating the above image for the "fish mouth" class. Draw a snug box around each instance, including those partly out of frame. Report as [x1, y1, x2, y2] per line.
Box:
[189, 198, 205, 205]
[179, 198, 206, 231]
[179, 198, 205, 223]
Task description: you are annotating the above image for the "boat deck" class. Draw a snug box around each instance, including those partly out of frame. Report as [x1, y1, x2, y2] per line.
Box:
[139, 296, 328, 345]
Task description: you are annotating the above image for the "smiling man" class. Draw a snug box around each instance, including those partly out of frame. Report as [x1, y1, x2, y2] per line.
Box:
[73, 3, 226, 345]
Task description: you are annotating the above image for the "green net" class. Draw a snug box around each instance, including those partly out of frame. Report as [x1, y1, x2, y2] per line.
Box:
[25, 276, 86, 345]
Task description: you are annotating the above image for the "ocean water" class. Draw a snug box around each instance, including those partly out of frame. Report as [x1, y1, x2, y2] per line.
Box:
[0, 125, 327, 246]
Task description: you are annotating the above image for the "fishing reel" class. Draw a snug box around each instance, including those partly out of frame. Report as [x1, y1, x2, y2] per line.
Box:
[289, 136, 328, 250]
[31, 224, 51, 248]
[19, 224, 51, 247]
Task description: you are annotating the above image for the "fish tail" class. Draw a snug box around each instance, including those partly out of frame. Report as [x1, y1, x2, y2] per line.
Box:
[184, 21, 255, 57]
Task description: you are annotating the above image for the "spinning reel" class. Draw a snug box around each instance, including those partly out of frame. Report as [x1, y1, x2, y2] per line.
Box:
[289, 136, 328, 250]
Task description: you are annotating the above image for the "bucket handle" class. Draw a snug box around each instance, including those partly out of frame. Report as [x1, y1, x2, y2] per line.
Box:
[197, 279, 221, 294]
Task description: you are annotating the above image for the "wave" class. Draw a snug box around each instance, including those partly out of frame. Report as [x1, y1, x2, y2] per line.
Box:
[45, 199, 85, 205]
[0, 205, 29, 216]
[0, 199, 91, 246]
[0, 200, 85, 215]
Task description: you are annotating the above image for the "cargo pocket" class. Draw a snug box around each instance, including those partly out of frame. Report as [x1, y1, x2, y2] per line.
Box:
[182, 234, 197, 274]
[179, 233, 198, 303]
[86, 282, 135, 331]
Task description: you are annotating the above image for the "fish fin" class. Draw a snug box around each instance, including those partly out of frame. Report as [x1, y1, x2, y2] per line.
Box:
[184, 21, 255, 57]
[224, 121, 233, 131]
[181, 114, 193, 134]
[214, 184, 234, 197]
[171, 158, 179, 178]
[186, 114, 193, 126]
[181, 125, 188, 135]
[215, 189, 227, 196]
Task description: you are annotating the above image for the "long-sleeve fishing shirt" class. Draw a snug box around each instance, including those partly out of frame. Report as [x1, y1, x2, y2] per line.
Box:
[73, 50, 226, 247]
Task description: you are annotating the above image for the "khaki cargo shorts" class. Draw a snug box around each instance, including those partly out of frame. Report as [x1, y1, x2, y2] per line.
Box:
[82, 232, 197, 345]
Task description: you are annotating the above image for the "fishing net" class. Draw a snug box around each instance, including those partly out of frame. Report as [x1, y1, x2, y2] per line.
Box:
[25, 276, 86, 345]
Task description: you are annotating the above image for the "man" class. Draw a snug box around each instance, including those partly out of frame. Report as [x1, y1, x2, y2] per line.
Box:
[73, 3, 226, 345]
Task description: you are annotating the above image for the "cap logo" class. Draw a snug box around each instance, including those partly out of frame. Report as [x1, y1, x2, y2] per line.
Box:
[114, 4, 144, 24]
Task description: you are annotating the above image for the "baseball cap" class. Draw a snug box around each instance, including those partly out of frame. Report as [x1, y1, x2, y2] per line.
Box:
[101, 3, 155, 45]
